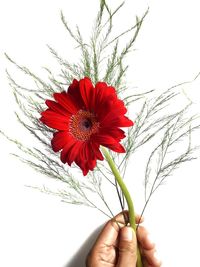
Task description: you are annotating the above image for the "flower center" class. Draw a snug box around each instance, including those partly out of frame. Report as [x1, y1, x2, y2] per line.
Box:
[69, 110, 99, 141]
[81, 119, 92, 130]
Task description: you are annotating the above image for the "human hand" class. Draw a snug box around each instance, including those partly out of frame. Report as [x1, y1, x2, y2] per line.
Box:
[86, 211, 161, 267]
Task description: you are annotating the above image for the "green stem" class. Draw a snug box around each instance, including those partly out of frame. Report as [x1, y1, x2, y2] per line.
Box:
[101, 147, 143, 267]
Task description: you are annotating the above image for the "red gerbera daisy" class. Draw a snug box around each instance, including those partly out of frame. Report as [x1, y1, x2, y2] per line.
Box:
[40, 77, 133, 175]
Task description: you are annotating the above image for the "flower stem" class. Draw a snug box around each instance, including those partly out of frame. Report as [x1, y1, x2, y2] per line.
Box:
[101, 147, 143, 267]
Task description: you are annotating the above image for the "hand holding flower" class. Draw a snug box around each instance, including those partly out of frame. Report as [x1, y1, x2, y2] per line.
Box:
[86, 211, 161, 267]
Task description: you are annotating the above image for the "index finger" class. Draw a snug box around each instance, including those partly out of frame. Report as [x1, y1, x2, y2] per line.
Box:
[94, 211, 127, 247]
[94, 211, 144, 247]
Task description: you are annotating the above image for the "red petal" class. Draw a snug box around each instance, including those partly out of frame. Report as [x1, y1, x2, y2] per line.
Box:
[67, 141, 83, 166]
[60, 137, 76, 164]
[81, 159, 96, 174]
[95, 82, 116, 101]
[75, 145, 89, 175]
[94, 134, 118, 145]
[45, 100, 70, 116]
[119, 116, 134, 127]
[68, 79, 79, 92]
[78, 142, 89, 162]
[99, 128, 126, 141]
[68, 79, 84, 109]
[51, 131, 70, 152]
[93, 134, 126, 153]
[90, 141, 104, 161]
[87, 159, 96, 171]
[103, 116, 134, 128]
[94, 82, 117, 115]
[100, 100, 127, 126]
[103, 142, 126, 153]
[40, 110, 69, 130]
[82, 168, 89, 176]
[79, 77, 94, 111]
[54, 91, 79, 114]
[74, 142, 98, 175]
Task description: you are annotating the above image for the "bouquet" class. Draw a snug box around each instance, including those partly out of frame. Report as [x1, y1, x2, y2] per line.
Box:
[1, 1, 200, 266]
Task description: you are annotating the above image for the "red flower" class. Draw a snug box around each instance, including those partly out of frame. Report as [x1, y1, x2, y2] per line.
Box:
[40, 77, 133, 175]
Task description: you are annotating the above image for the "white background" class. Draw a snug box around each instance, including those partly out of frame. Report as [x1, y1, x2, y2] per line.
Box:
[0, 0, 200, 266]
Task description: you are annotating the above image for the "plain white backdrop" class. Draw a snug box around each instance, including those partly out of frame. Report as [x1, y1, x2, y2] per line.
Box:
[0, 1, 200, 266]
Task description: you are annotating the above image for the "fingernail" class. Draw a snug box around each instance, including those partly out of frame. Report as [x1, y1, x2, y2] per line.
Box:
[121, 227, 133, 241]
[146, 234, 155, 245]
[154, 251, 162, 264]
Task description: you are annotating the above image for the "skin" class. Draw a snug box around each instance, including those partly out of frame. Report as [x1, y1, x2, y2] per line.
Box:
[86, 211, 162, 267]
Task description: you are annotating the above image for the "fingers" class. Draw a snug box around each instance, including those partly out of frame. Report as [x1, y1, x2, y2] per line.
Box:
[86, 211, 156, 267]
[112, 210, 144, 226]
[86, 211, 143, 267]
[94, 211, 127, 247]
[117, 226, 137, 267]
[142, 249, 162, 267]
[135, 214, 144, 224]
[137, 226, 162, 267]
[91, 211, 144, 248]
[86, 213, 125, 267]
[137, 226, 155, 250]
[86, 212, 127, 266]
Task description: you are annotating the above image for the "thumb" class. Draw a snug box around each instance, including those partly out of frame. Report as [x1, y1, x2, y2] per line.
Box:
[117, 226, 137, 267]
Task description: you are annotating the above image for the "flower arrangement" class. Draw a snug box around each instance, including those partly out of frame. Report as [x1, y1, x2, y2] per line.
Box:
[1, 1, 200, 266]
